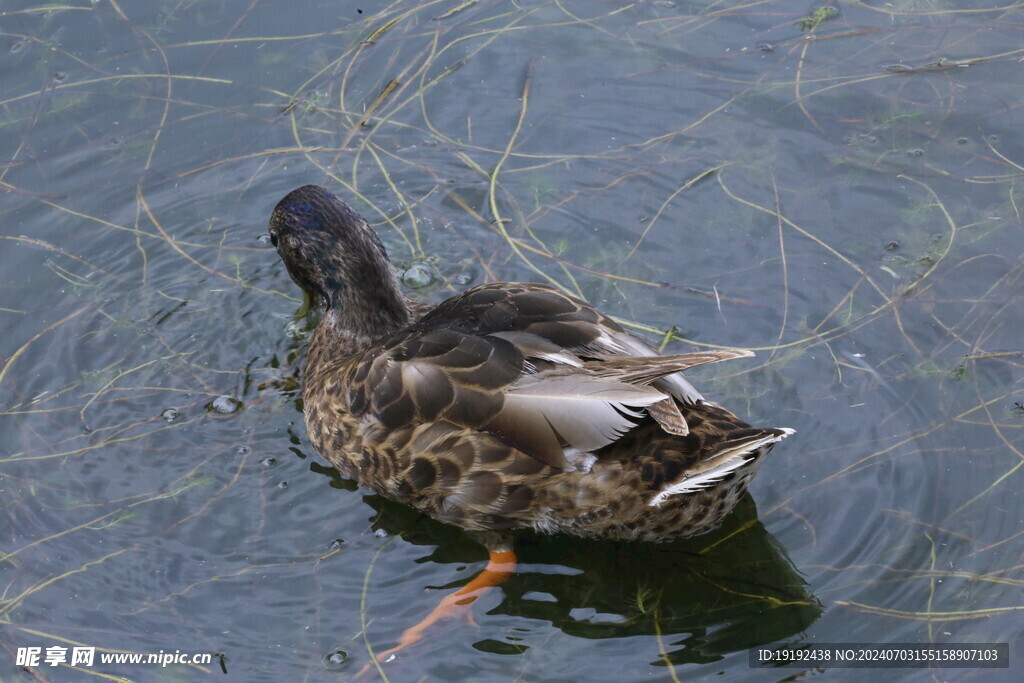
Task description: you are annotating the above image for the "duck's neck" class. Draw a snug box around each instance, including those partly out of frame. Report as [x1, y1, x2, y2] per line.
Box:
[323, 259, 412, 348]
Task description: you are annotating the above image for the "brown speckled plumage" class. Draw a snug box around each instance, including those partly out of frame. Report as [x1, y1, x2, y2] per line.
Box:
[269, 185, 793, 543]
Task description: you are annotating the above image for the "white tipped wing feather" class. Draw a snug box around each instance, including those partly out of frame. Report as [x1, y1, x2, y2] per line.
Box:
[579, 348, 757, 436]
[479, 338, 761, 465]
[589, 329, 755, 405]
[648, 349, 755, 405]
[485, 374, 667, 469]
[483, 327, 758, 443]
[583, 350, 755, 385]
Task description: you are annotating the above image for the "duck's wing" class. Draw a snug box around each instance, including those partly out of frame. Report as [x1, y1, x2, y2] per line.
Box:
[345, 326, 671, 469]
[423, 282, 755, 432]
[345, 283, 755, 469]
[421, 282, 748, 406]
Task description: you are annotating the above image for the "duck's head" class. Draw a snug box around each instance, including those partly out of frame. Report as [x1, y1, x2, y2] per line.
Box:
[269, 185, 410, 337]
[269, 185, 391, 303]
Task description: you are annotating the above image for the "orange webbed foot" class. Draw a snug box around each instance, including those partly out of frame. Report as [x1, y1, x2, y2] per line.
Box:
[358, 545, 517, 677]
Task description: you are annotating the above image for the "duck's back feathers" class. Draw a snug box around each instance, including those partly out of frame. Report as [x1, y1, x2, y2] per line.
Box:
[320, 283, 753, 470]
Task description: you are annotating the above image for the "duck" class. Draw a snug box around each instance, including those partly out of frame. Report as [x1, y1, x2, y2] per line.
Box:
[268, 184, 793, 664]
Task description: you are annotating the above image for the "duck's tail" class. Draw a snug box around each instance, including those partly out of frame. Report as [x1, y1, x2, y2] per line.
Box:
[648, 427, 794, 507]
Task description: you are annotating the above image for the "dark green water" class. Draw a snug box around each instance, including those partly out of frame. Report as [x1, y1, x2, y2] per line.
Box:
[1, 1, 1022, 680]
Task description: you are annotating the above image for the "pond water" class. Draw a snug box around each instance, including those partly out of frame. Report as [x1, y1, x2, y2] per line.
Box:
[2, 0, 1022, 680]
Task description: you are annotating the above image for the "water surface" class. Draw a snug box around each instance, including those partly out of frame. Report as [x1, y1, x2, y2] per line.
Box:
[1, 1, 1022, 680]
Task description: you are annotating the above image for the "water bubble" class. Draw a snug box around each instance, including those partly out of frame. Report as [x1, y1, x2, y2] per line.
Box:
[322, 650, 349, 670]
[955, 137, 969, 146]
[161, 408, 181, 423]
[53, 72, 67, 82]
[906, 148, 925, 157]
[374, 528, 388, 539]
[235, 445, 251, 456]
[401, 263, 438, 289]
[329, 538, 345, 550]
[453, 272, 474, 286]
[257, 233, 272, 245]
[757, 42, 774, 52]
[259, 457, 277, 468]
[276, 481, 288, 489]
[284, 320, 308, 340]
[10, 41, 24, 53]
[206, 395, 241, 415]
[569, 607, 627, 624]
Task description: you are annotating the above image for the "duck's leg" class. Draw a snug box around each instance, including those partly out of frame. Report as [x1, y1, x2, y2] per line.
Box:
[373, 534, 516, 664]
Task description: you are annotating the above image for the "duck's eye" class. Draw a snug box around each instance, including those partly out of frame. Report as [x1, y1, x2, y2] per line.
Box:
[269, 233, 279, 247]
